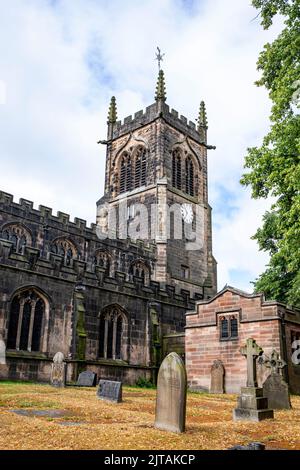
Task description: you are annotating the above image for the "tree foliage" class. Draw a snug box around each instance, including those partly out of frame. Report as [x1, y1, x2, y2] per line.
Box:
[241, 0, 300, 306]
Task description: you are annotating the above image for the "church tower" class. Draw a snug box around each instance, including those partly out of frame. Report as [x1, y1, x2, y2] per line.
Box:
[96, 68, 217, 299]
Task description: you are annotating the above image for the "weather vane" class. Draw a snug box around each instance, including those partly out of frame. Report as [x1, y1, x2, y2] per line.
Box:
[155, 47, 165, 71]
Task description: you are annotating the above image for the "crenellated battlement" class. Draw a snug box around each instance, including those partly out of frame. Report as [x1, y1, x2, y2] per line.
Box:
[111, 102, 205, 145]
[0, 237, 199, 307]
[0, 190, 156, 255]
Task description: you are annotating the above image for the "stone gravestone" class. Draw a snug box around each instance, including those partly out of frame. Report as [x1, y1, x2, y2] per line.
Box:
[154, 352, 187, 433]
[261, 350, 291, 410]
[97, 380, 122, 403]
[0, 339, 6, 365]
[233, 338, 274, 422]
[210, 359, 225, 393]
[50, 352, 66, 388]
[77, 370, 97, 387]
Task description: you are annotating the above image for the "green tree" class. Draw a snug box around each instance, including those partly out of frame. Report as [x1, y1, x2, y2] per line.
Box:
[241, 0, 300, 306]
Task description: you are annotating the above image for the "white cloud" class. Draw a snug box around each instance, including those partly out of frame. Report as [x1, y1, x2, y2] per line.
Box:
[0, 0, 283, 291]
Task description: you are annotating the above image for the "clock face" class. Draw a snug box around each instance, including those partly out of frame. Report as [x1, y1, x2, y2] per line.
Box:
[181, 204, 194, 224]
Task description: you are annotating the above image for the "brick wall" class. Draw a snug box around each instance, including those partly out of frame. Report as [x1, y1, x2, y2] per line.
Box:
[185, 286, 300, 394]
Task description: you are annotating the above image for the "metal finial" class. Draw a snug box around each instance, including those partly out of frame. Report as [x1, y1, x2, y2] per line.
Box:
[155, 47, 165, 71]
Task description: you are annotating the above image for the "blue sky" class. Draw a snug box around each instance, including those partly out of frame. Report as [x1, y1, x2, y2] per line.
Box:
[0, 0, 282, 291]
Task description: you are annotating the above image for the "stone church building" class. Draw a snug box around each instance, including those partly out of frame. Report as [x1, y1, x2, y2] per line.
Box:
[0, 70, 217, 384]
[1, 69, 299, 393]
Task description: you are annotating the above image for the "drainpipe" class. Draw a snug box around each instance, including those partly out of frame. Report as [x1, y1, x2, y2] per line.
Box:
[279, 311, 289, 385]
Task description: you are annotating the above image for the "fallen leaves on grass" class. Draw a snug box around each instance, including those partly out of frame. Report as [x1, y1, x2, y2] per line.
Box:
[0, 382, 299, 450]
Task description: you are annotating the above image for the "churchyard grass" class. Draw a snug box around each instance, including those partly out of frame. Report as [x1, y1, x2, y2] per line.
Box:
[0, 381, 300, 450]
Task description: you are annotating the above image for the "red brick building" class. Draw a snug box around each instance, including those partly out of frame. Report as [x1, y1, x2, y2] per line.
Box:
[185, 286, 300, 394]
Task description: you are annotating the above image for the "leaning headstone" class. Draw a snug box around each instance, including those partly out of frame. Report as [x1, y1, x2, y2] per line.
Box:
[97, 380, 122, 403]
[261, 350, 291, 410]
[77, 370, 97, 387]
[50, 352, 66, 388]
[233, 338, 274, 422]
[210, 359, 225, 393]
[154, 352, 187, 433]
[0, 339, 6, 365]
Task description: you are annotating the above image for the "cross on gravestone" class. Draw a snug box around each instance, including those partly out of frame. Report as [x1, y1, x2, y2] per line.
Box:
[259, 350, 286, 375]
[240, 338, 263, 388]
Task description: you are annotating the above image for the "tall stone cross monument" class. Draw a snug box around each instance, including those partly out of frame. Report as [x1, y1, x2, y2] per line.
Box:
[241, 338, 263, 388]
[233, 338, 274, 422]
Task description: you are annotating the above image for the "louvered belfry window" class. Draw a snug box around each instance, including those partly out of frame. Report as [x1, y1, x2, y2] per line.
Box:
[134, 146, 147, 189]
[172, 148, 182, 190]
[119, 152, 132, 194]
[185, 157, 194, 196]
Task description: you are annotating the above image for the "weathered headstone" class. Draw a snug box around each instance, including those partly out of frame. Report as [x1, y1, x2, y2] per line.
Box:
[154, 352, 187, 433]
[50, 352, 66, 388]
[0, 339, 6, 365]
[233, 338, 274, 422]
[261, 350, 291, 410]
[210, 359, 225, 393]
[97, 380, 122, 402]
[77, 370, 97, 387]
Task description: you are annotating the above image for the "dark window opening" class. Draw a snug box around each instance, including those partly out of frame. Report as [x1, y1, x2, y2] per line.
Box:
[7, 291, 45, 352]
[220, 315, 239, 340]
[98, 307, 126, 361]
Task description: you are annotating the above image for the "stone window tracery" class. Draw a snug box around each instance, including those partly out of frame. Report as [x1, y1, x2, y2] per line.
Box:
[94, 250, 111, 277]
[7, 289, 45, 352]
[98, 305, 128, 360]
[51, 238, 77, 266]
[1, 224, 32, 253]
[129, 260, 150, 285]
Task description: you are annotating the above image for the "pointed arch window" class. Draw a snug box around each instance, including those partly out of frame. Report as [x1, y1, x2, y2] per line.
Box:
[94, 250, 111, 277]
[129, 260, 150, 285]
[134, 146, 147, 189]
[1, 224, 32, 253]
[119, 152, 132, 194]
[7, 290, 46, 352]
[172, 148, 182, 190]
[98, 306, 128, 360]
[51, 238, 77, 265]
[185, 156, 194, 196]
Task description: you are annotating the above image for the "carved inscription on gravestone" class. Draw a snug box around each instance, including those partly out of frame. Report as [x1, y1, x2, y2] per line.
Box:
[97, 380, 122, 402]
[154, 352, 187, 433]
